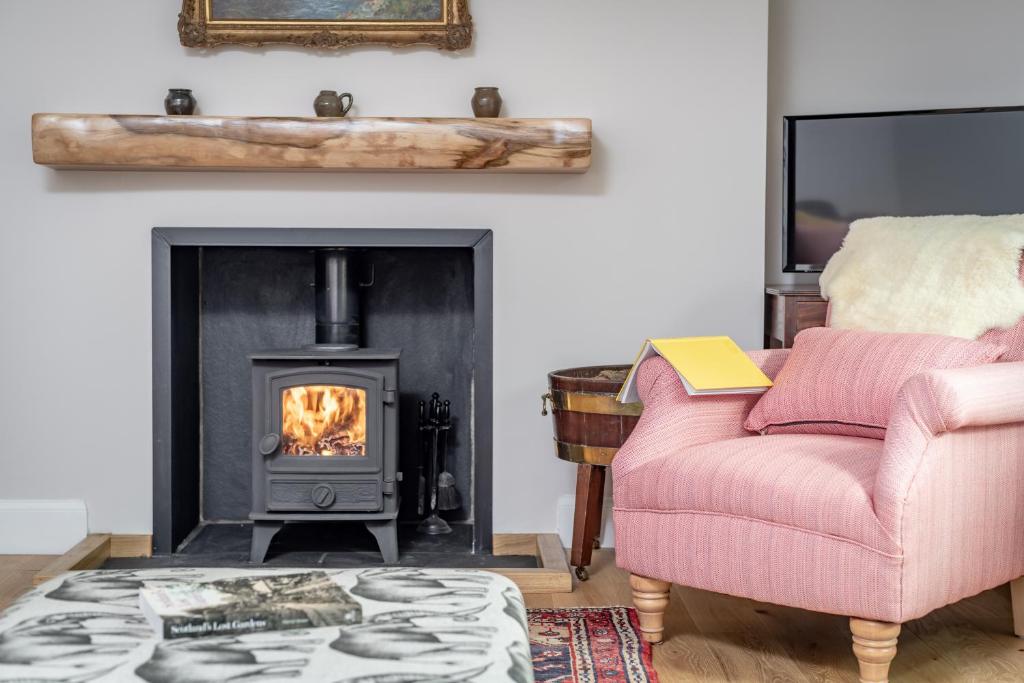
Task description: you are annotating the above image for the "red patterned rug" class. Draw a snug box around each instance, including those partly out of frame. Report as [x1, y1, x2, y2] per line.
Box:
[528, 607, 660, 682]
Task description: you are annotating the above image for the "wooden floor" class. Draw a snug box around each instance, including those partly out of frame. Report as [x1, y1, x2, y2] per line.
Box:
[0, 555, 52, 610]
[3, 550, 1024, 680]
[525, 550, 1024, 682]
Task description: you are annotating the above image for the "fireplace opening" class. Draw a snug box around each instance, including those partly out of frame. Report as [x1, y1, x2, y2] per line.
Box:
[152, 229, 495, 567]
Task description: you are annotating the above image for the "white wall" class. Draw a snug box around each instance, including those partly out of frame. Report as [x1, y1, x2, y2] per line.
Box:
[0, 500, 87, 554]
[766, 0, 1024, 285]
[0, 1, 768, 535]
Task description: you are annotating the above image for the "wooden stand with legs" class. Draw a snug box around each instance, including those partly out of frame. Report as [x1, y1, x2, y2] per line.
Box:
[630, 574, 672, 644]
[850, 618, 900, 683]
[543, 364, 642, 582]
[570, 464, 607, 580]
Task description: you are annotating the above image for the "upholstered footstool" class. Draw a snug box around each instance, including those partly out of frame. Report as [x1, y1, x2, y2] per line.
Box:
[0, 567, 534, 682]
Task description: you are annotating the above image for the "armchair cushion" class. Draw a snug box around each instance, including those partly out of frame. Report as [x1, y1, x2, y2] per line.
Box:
[614, 433, 898, 554]
[744, 327, 1005, 439]
[613, 417, 907, 620]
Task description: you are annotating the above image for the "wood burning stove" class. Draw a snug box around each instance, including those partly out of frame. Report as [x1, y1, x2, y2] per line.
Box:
[249, 249, 401, 563]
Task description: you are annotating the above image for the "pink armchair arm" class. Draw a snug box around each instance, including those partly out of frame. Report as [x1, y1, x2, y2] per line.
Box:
[873, 362, 1024, 538]
[612, 349, 790, 480]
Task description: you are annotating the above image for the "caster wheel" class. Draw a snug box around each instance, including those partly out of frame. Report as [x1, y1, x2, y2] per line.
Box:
[574, 566, 590, 581]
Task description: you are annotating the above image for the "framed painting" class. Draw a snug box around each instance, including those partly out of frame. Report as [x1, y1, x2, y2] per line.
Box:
[179, 0, 472, 50]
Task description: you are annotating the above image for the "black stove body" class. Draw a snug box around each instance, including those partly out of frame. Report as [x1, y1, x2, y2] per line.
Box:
[248, 249, 401, 563]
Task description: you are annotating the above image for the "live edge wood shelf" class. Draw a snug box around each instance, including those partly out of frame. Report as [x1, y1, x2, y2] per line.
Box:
[31, 114, 592, 173]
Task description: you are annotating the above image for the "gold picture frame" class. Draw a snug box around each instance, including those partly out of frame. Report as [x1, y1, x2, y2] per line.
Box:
[179, 0, 472, 51]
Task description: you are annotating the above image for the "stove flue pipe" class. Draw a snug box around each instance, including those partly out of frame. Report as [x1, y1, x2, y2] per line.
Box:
[315, 248, 361, 348]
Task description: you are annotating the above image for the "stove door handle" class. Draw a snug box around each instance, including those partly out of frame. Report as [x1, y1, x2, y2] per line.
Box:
[259, 433, 281, 456]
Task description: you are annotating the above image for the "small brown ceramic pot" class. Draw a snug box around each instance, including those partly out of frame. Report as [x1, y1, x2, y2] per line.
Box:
[314, 90, 354, 117]
[164, 89, 196, 115]
[471, 87, 502, 118]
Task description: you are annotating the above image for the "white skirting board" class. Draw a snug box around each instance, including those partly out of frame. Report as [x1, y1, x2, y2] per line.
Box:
[555, 494, 615, 549]
[0, 499, 88, 554]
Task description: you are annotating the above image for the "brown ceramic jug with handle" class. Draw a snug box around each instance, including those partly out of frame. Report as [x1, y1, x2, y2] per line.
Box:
[314, 90, 354, 117]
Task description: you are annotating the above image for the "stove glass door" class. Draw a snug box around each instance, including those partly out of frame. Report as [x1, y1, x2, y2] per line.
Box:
[263, 368, 384, 475]
[280, 384, 367, 457]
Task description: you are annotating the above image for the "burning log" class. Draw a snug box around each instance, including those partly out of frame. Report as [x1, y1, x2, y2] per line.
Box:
[280, 384, 367, 456]
[317, 428, 366, 457]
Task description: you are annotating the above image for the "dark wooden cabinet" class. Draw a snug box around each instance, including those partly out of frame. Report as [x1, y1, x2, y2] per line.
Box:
[764, 284, 827, 348]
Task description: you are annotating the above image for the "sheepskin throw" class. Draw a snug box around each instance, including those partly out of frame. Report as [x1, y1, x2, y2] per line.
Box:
[820, 214, 1024, 339]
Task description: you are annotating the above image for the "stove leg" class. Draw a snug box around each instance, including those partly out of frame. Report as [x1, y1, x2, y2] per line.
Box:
[250, 521, 283, 563]
[366, 519, 399, 565]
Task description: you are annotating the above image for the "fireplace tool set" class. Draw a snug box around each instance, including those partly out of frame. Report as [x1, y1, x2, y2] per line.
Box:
[417, 393, 460, 534]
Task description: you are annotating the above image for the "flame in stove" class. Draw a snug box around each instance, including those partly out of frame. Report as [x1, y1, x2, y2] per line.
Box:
[281, 385, 367, 457]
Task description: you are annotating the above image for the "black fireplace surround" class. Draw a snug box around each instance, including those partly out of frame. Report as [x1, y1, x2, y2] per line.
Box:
[151, 228, 493, 560]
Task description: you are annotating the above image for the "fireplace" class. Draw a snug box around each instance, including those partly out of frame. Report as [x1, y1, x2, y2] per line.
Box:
[249, 248, 401, 563]
[151, 228, 493, 563]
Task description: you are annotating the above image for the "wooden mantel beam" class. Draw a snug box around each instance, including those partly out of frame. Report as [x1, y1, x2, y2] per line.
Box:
[31, 114, 592, 173]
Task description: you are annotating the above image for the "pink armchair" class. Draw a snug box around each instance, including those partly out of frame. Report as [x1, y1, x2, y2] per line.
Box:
[613, 349, 1024, 682]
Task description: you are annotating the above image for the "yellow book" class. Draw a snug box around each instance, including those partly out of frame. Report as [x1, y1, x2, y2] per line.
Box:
[617, 336, 772, 402]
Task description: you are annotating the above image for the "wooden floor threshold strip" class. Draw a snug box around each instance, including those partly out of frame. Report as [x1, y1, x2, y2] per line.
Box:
[490, 533, 573, 594]
[32, 534, 111, 586]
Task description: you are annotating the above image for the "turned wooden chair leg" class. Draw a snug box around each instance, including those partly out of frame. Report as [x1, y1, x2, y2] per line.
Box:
[1011, 577, 1024, 637]
[630, 574, 671, 644]
[850, 618, 900, 683]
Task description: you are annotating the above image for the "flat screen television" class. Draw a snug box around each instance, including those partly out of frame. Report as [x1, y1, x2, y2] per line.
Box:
[783, 106, 1024, 272]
